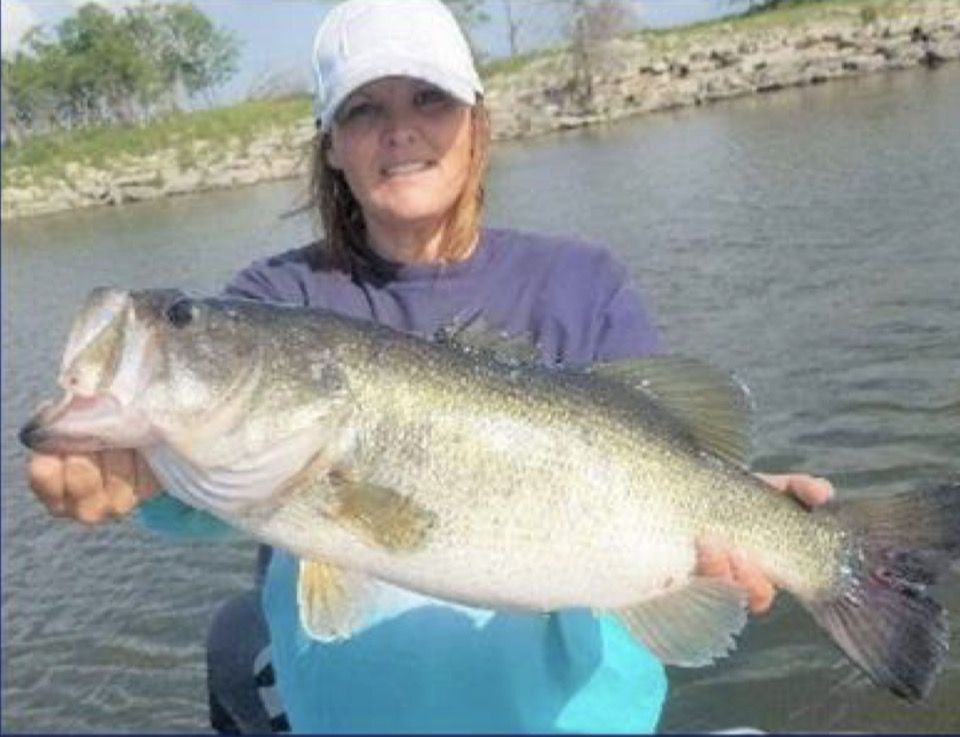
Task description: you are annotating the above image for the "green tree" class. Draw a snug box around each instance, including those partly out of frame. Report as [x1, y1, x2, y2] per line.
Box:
[122, 2, 239, 109]
[58, 3, 154, 125]
[5, 26, 77, 131]
[154, 3, 239, 104]
[3, 53, 46, 136]
[1, 1, 239, 139]
[122, 2, 182, 114]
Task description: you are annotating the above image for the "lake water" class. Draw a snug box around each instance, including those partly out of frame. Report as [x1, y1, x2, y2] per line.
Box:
[3, 64, 959, 733]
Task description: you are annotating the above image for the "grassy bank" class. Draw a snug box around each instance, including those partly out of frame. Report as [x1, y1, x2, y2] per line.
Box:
[2, 0, 955, 190]
[728, 0, 923, 27]
[641, 0, 938, 53]
[2, 96, 312, 188]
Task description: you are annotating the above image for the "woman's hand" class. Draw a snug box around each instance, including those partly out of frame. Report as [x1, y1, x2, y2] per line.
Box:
[27, 450, 159, 525]
[695, 473, 834, 614]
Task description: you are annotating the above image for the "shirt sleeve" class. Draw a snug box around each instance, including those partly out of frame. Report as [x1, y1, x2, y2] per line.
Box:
[136, 493, 238, 540]
[576, 242, 662, 363]
[221, 251, 313, 305]
[222, 263, 286, 302]
[593, 280, 663, 362]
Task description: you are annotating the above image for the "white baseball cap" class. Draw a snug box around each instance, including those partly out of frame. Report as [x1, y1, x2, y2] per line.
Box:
[312, 0, 484, 131]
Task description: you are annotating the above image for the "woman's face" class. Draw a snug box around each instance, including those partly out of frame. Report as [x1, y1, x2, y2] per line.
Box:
[326, 76, 474, 235]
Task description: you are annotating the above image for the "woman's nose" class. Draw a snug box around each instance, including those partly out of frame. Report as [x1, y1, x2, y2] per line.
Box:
[382, 110, 419, 147]
[385, 129, 415, 147]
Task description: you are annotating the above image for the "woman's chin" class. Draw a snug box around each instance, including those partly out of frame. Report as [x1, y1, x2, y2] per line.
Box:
[369, 201, 452, 230]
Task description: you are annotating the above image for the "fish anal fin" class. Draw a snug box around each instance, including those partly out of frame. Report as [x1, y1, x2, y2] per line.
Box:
[297, 559, 379, 642]
[326, 470, 438, 553]
[593, 356, 753, 467]
[611, 577, 749, 667]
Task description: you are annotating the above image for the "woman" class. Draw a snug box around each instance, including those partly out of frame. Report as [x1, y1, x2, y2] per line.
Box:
[26, 0, 833, 732]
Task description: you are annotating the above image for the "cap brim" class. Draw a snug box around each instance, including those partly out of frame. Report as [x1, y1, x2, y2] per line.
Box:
[319, 54, 481, 130]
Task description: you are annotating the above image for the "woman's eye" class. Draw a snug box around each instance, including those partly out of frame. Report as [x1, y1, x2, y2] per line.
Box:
[415, 88, 451, 110]
[340, 101, 378, 122]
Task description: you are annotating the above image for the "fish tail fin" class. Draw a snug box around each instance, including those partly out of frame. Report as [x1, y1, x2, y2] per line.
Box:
[807, 481, 960, 701]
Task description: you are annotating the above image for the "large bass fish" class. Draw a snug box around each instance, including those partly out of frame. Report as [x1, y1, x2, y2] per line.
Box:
[20, 287, 960, 700]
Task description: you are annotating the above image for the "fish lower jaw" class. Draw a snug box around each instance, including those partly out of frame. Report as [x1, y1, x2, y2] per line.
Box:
[20, 392, 155, 453]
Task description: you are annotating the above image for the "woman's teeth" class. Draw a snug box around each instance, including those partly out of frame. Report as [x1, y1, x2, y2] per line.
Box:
[384, 162, 432, 177]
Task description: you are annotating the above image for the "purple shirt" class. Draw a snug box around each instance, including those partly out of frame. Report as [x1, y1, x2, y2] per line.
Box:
[224, 227, 660, 366]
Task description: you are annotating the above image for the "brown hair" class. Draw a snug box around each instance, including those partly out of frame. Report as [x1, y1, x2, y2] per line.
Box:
[308, 101, 491, 279]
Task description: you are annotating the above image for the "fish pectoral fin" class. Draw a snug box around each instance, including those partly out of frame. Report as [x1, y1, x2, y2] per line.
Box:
[297, 559, 380, 642]
[610, 577, 749, 667]
[324, 471, 438, 553]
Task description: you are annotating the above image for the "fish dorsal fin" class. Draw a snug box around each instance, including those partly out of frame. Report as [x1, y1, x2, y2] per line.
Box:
[325, 470, 438, 553]
[434, 313, 541, 367]
[609, 577, 749, 667]
[298, 559, 381, 641]
[593, 356, 753, 467]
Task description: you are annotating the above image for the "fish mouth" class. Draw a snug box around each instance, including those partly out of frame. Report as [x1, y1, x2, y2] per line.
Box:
[19, 392, 154, 454]
[21, 286, 162, 455]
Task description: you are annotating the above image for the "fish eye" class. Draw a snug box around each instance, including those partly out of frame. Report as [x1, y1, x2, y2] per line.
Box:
[165, 298, 197, 328]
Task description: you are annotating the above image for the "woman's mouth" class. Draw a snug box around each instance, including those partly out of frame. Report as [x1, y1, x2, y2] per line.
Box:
[382, 161, 434, 178]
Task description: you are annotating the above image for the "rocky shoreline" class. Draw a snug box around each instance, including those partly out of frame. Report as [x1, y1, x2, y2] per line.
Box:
[3, 1, 959, 222]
